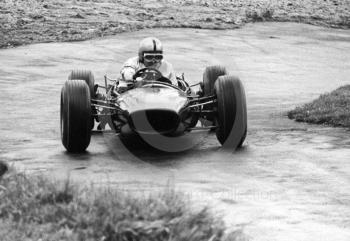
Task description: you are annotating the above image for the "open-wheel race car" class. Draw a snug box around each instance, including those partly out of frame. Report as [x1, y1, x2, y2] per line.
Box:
[60, 66, 247, 152]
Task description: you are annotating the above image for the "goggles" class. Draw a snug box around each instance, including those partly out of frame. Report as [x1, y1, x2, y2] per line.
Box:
[144, 54, 163, 61]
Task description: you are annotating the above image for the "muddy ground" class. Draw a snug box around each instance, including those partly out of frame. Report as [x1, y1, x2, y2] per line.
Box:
[1, 0, 350, 48]
[0, 22, 350, 240]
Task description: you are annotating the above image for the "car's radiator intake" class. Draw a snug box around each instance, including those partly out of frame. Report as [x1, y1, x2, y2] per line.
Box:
[129, 109, 180, 134]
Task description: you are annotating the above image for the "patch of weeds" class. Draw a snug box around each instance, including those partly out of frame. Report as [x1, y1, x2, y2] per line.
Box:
[245, 7, 275, 22]
[0, 170, 240, 241]
[288, 85, 350, 127]
[338, 15, 350, 27]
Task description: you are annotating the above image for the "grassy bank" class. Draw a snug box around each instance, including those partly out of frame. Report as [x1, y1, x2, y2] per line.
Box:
[0, 169, 239, 241]
[288, 85, 350, 128]
[1, 0, 349, 48]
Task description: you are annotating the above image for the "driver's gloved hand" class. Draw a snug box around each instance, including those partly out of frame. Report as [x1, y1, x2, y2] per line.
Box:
[122, 71, 135, 82]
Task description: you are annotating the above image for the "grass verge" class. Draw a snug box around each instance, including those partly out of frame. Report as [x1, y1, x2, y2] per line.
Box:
[288, 85, 350, 128]
[0, 169, 236, 241]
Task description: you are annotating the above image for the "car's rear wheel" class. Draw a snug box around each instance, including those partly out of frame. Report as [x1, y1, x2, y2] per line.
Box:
[68, 70, 96, 128]
[214, 75, 247, 149]
[68, 70, 95, 98]
[61, 79, 92, 152]
[203, 65, 227, 96]
[202, 66, 227, 123]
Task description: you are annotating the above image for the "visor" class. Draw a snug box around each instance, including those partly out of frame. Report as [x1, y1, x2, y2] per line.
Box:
[144, 54, 163, 61]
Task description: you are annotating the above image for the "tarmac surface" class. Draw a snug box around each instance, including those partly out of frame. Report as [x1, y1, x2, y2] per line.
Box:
[1, 22, 350, 240]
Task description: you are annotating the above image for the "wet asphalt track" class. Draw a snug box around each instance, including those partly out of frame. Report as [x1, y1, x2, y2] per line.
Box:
[1, 23, 350, 240]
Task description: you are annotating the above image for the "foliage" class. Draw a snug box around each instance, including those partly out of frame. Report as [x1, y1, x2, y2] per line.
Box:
[288, 85, 350, 128]
[0, 170, 231, 241]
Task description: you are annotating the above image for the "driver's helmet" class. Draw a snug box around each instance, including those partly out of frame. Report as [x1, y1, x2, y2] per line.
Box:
[138, 37, 163, 65]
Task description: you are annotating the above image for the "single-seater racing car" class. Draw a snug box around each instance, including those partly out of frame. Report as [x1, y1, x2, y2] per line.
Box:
[60, 66, 247, 152]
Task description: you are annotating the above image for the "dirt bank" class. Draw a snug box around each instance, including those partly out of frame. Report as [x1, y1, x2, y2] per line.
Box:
[1, 0, 349, 48]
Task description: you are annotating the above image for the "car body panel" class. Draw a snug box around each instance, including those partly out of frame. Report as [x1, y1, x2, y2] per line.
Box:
[117, 86, 189, 114]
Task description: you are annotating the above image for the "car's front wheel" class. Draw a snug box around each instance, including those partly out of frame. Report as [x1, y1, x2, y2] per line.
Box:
[61, 79, 92, 152]
[214, 75, 247, 149]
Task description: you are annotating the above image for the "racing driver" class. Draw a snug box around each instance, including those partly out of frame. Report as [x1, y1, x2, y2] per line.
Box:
[120, 37, 176, 85]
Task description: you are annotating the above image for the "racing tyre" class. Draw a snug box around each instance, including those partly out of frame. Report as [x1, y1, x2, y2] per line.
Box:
[68, 70, 95, 98]
[203, 65, 227, 96]
[214, 75, 247, 149]
[202, 66, 227, 123]
[61, 80, 92, 152]
[69, 70, 96, 129]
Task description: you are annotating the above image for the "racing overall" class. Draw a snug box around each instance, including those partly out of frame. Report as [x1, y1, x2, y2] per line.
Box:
[120, 56, 176, 85]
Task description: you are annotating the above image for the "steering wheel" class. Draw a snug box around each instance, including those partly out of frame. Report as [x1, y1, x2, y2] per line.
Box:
[133, 67, 172, 84]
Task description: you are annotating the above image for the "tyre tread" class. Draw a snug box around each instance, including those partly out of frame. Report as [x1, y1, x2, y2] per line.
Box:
[214, 75, 247, 148]
[61, 79, 92, 152]
[203, 65, 227, 96]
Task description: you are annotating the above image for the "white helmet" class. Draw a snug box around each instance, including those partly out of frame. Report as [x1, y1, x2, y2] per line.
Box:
[138, 37, 163, 63]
